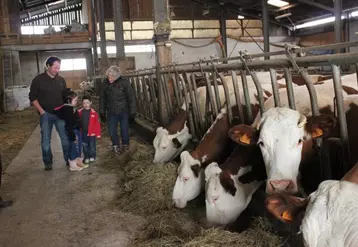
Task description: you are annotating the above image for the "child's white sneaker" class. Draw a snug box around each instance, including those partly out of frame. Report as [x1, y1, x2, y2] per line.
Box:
[89, 158, 95, 163]
[77, 158, 89, 169]
[84, 159, 90, 164]
[69, 160, 83, 171]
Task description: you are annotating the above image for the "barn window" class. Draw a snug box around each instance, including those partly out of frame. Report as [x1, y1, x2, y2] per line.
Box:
[60, 58, 87, 71]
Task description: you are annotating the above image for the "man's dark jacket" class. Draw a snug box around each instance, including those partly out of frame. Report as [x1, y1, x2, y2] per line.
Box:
[99, 76, 136, 117]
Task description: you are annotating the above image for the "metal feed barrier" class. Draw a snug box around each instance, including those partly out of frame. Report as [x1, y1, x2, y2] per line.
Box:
[123, 41, 358, 180]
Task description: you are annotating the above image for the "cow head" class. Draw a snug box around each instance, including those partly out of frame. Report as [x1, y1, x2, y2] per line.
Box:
[229, 107, 335, 194]
[172, 151, 202, 208]
[153, 125, 192, 164]
[266, 179, 358, 247]
[204, 162, 261, 226]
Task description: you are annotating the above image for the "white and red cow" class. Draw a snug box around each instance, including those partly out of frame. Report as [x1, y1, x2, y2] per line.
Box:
[204, 143, 265, 226]
[153, 72, 280, 164]
[153, 84, 233, 164]
[229, 73, 358, 195]
[266, 160, 358, 247]
[171, 80, 278, 208]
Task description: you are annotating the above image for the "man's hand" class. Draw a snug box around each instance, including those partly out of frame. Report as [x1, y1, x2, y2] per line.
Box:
[100, 114, 107, 123]
[39, 110, 46, 115]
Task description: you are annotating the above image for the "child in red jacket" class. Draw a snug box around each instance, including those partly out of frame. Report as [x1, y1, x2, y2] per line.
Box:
[78, 95, 101, 165]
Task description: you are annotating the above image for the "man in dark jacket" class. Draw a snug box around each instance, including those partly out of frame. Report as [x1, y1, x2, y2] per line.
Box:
[29, 56, 69, 170]
[99, 65, 136, 155]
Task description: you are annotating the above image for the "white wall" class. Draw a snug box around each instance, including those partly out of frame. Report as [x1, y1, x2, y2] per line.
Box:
[112, 36, 294, 70]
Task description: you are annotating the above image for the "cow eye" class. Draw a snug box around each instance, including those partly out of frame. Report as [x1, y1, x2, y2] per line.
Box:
[258, 141, 264, 147]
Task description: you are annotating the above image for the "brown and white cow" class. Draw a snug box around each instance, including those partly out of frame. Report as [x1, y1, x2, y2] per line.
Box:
[171, 79, 279, 208]
[204, 142, 265, 226]
[0, 156, 12, 208]
[266, 160, 358, 247]
[228, 73, 358, 195]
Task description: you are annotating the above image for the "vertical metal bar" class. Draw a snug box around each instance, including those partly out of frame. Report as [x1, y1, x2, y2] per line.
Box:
[269, 69, 281, 107]
[211, 72, 222, 114]
[135, 76, 143, 117]
[231, 70, 245, 123]
[149, 75, 158, 120]
[205, 72, 218, 117]
[332, 65, 350, 173]
[142, 77, 151, 119]
[219, 8, 227, 59]
[218, 74, 233, 123]
[191, 73, 204, 134]
[161, 74, 174, 119]
[180, 75, 197, 141]
[334, 0, 342, 53]
[240, 70, 253, 123]
[171, 74, 181, 112]
[284, 68, 296, 110]
[262, 0, 270, 60]
[250, 72, 265, 115]
[185, 73, 201, 135]
[175, 73, 184, 106]
[145, 77, 154, 120]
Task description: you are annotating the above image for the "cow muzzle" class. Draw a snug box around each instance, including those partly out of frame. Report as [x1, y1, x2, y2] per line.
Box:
[173, 199, 187, 209]
[266, 179, 296, 194]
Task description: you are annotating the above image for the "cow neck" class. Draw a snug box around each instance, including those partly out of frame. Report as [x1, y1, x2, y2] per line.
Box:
[221, 145, 257, 175]
[342, 163, 358, 184]
[166, 109, 188, 135]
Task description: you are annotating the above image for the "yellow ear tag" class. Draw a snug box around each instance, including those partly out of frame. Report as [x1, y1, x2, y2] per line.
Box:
[312, 128, 323, 138]
[282, 210, 292, 222]
[239, 133, 251, 144]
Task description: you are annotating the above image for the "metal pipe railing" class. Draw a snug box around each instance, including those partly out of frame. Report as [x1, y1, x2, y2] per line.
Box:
[126, 52, 358, 77]
[124, 41, 358, 75]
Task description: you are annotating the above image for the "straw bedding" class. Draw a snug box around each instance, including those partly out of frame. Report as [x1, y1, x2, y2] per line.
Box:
[98, 137, 282, 246]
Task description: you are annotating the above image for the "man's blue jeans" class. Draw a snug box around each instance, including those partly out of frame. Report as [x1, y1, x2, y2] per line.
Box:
[82, 131, 96, 160]
[39, 112, 69, 166]
[108, 112, 129, 146]
[69, 129, 82, 161]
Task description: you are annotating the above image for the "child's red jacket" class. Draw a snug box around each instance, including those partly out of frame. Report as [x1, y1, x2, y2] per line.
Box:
[78, 108, 101, 138]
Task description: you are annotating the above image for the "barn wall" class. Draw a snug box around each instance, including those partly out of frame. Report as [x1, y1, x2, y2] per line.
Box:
[98, 36, 293, 70]
[20, 50, 89, 89]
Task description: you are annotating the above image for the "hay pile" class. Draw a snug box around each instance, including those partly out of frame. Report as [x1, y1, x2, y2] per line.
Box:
[132, 212, 282, 247]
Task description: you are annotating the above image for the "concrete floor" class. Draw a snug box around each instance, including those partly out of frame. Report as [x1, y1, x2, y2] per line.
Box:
[0, 126, 144, 247]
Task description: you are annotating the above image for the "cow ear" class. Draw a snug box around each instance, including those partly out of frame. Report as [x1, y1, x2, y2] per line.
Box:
[265, 194, 308, 223]
[228, 124, 258, 146]
[172, 138, 182, 148]
[191, 164, 201, 178]
[220, 171, 236, 196]
[305, 115, 336, 139]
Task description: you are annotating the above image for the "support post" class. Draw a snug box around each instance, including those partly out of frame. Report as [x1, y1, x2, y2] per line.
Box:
[262, 0, 270, 60]
[153, 0, 172, 126]
[112, 0, 126, 71]
[97, 0, 108, 72]
[334, 0, 342, 54]
[90, 0, 98, 75]
[219, 8, 227, 60]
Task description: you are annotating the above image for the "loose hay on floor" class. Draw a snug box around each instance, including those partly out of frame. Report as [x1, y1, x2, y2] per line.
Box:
[183, 218, 282, 247]
[132, 215, 282, 247]
[116, 162, 178, 215]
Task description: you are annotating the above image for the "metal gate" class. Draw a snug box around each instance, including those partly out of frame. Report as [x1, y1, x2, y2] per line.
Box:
[124, 41, 358, 176]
